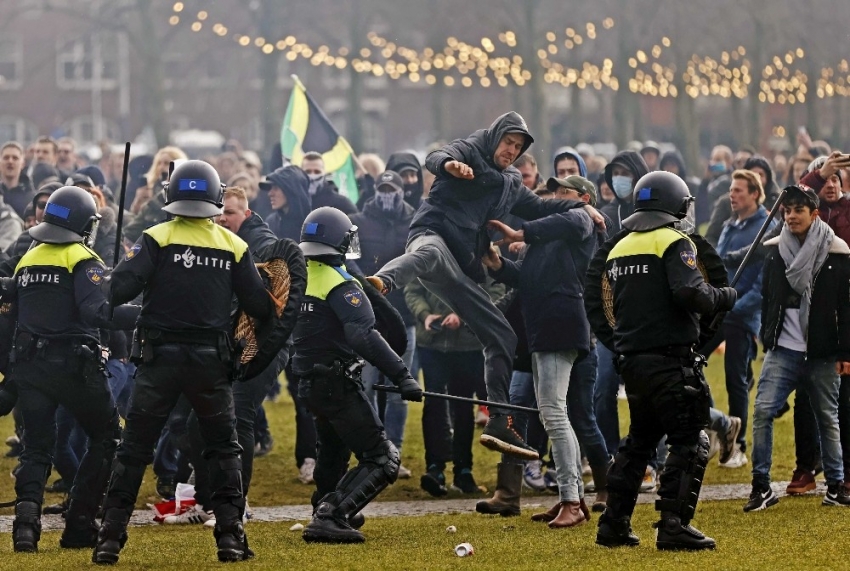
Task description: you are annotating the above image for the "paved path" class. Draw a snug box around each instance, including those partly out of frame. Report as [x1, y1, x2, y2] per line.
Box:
[0, 480, 824, 533]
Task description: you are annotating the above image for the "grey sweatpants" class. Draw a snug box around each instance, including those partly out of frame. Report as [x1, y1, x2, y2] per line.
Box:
[375, 232, 516, 414]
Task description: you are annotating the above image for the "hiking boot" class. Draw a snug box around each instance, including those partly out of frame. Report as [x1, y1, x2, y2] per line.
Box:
[302, 503, 365, 543]
[12, 501, 41, 553]
[480, 415, 539, 460]
[718, 416, 742, 464]
[719, 445, 748, 469]
[596, 513, 640, 547]
[420, 465, 448, 497]
[452, 469, 486, 494]
[523, 460, 547, 491]
[476, 463, 522, 517]
[92, 513, 129, 565]
[156, 476, 176, 500]
[654, 513, 716, 551]
[549, 501, 587, 528]
[743, 484, 779, 512]
[822, 483, 850, 506]
[215, 522, 251, 562]
[786, 469, 816, 495]
[298, 458, 316, 485]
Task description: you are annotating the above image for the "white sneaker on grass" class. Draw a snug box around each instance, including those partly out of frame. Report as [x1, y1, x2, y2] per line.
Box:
[163, 504, 213, 525]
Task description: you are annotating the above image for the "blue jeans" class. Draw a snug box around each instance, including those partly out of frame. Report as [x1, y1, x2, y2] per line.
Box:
[362, 326, 416, 452]
[532, 350, 583, 502]
[594, 343, 621, 456]
[568, 347, 610, 470]
[752, 347, 844, 486]
[505, 370, 535, 465]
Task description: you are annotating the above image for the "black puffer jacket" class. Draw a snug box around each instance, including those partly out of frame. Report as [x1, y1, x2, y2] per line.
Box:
[350, 198, 416, 324]
[414, 111, 583, 282]
[600, 151, 649, 236]
[760, 234, 850, 360]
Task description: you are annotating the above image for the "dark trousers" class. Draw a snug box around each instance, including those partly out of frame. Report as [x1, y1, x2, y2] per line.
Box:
[53, 405, 86, 483]
[794, 375, 850, 474]
[286, 363, 318, 467]
[13, 356, 120, 510]
[190, 353, 285, 505]
[606, 354, 709, 520]
[418, 347, 485, 473]
[103, 343, 243, 519]
[298, 372, 388, 501]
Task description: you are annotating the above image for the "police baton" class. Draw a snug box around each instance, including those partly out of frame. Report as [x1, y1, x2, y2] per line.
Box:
[109, 141, 131, 321]
[372, 384, 539, 414]
[709, 188, 786, 330]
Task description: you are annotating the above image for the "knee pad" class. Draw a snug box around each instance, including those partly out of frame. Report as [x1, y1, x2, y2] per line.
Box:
[656, 440, 708, 522]
[362, 440, 400, 483]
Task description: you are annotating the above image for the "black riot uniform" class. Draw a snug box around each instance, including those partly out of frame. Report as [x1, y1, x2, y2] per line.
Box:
[94, 161, 272, 565]
[1, 186, 139, 553]
[594, 172, 737, 551]
[293, 207, 422, 544]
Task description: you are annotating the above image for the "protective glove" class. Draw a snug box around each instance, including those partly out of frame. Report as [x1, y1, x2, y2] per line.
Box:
[395, 375, 423, 402]
[717, 286, 738, 311]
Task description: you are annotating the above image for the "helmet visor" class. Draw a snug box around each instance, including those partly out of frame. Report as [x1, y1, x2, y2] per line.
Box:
[345, 227, 361, 259]
[674, 199, 696, 235]
[85, 216, 101, 249]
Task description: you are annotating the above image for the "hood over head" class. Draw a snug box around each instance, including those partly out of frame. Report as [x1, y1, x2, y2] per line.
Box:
[552, 146, 588, 178]
[604, 151, 650, 203]
[659, 150, 688, 180]
[260, 165, 312, 219]
[471, 111, 534, 169]
[386, 151, 424, 206]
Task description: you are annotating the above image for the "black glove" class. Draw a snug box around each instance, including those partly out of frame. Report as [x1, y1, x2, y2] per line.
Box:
[718, 286, 738, 311]
[396, 375, 423, 402]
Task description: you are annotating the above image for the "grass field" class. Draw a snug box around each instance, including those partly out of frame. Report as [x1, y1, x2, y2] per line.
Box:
[0, 496, 844, 571]
[0, 347, 796, 514]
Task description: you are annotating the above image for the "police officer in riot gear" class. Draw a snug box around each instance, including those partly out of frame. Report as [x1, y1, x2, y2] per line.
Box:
[94, 160, 273, 565]
[595, 171, 737, 550]
[293, 207, 423, 543]
[1, 185, 139, 553]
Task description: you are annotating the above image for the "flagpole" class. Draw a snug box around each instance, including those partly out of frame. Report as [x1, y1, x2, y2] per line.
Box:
[290, 74, 368, 175]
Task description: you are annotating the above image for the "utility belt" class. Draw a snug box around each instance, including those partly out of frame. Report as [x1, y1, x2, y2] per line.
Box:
[309, 358, 364, 383]
[11, 330, 107, 383]
[130, 327, 233, 365]
[615, 345, 707, 374]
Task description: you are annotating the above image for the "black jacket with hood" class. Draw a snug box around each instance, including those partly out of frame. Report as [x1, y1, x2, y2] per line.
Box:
[237, 212, 280, 255]
[413, 111, 584, 282]
[311, 178, 358, 215]
[265, 166, 312, 243]
[386, 152, 425, 210]
[351, 198, 416, 324]
[600, 151, 649, 236]
[659, 150, 700, 196]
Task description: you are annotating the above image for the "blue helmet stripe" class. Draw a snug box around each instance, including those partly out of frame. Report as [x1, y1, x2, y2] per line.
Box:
[45, 202, 71, 220]
[178, 179, 208, 192]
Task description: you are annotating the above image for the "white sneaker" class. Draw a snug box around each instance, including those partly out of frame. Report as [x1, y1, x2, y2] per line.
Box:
[720, 446, 748, 469]
[163, 504, 213, 525]
[639, 467, 657, 492]
[617, 384, 627, 401]
[298, 458, 316, 484]
[523, 460, 547, 491]
[397, 464, 412, 479]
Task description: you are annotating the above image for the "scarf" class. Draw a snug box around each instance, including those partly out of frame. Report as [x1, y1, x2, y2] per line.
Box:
[778, 217, 834, 337]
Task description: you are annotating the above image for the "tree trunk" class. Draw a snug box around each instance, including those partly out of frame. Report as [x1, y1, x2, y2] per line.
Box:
[136, 0, 168, 147]
[346, 1, 365, 152]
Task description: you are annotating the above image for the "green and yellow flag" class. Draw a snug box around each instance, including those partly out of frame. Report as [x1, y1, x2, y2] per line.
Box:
[281, 75, 359, 203]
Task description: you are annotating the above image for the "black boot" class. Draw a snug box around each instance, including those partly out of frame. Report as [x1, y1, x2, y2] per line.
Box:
[60, 499, 100, 549]
[348, 512, 365, 529]
[92, 510, 129, 565]
[13, 501, 41, 553]
[303, 502, 365, 544]
[215, 521, 251, 562]
[596, 512, 640, 548]
[654, 512, 716, 551]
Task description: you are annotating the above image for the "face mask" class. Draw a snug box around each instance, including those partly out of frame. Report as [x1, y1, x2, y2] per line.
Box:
[375, 189, 403, 212]
[709, 162, 726, 174]
[307, 174, 325, 196]
[611, 176, 633, 199]
[403, 182, 419, 198]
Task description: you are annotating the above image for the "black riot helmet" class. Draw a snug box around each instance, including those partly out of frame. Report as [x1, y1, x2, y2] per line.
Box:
[299, 207, 361, 259]
[162, 159, 225, 218]
[30, 185, 100, 245]
[621, 171, 694, 232]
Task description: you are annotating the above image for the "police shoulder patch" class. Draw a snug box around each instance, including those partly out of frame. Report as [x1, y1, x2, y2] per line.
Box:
[125, 243, 141, 261]
[86, 266, 105, 284]
[343, 289, 364, 307]
[680, 247, 697, 270]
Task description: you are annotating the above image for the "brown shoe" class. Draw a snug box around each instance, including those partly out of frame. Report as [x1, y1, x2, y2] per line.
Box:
[786, 469, 816, 495]
[579, 498, 591, 522]
[548, 501, 586, 528]
[530, 502, 560, 522]
[475, 463, 522, 517]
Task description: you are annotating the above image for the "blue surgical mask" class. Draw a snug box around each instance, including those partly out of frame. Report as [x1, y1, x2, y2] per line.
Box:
[611, 176, 633, 199]
[709, 162, 726, 174]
